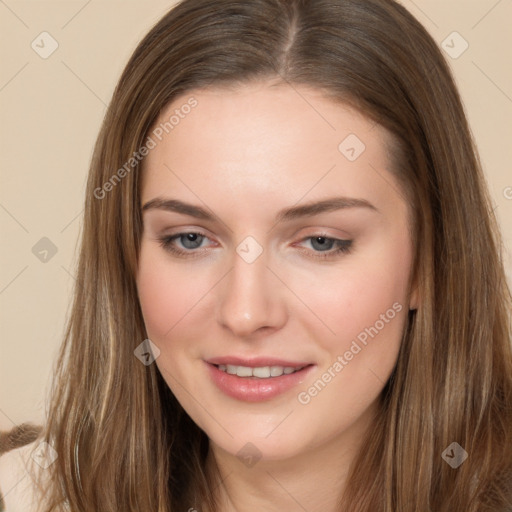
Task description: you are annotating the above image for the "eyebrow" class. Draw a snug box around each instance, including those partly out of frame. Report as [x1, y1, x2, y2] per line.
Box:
[141, 196, 378, 222]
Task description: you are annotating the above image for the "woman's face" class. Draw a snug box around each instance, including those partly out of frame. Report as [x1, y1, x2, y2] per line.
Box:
[136, 81, 417, 462]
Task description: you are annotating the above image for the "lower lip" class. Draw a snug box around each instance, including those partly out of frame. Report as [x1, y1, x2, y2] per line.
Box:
[206, 362, 315, 402]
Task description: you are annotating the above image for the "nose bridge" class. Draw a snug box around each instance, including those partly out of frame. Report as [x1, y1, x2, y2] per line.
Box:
[216, 248, 287, 336]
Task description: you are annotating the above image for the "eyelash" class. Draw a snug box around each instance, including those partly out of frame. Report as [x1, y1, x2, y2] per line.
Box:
[157, 232, 353, 260]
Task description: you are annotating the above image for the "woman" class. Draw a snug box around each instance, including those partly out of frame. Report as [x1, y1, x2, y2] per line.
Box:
[1, 0, 511, 510]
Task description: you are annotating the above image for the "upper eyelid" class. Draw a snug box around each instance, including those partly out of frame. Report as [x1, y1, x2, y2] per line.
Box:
[157, 224, 351, 239]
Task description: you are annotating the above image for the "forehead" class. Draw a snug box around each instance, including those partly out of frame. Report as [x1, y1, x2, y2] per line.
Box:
[140, 81, 404, 222]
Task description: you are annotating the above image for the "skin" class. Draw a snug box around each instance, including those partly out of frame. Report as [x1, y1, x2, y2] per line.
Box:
[136, 81, 418, 512]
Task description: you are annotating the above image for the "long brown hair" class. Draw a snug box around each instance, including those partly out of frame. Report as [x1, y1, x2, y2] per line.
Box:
[13, 0, 512, 510]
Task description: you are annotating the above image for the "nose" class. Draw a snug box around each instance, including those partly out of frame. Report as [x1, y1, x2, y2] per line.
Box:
[216, 250, 288, 338]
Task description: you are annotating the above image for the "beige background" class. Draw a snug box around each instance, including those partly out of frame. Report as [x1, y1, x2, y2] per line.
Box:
[1, 0, 511, 430]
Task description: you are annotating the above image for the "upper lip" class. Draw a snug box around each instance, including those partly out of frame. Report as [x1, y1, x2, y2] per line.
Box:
[206, 356, 313, 367]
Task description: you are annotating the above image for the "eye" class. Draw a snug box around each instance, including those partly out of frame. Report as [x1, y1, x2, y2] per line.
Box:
[156, 232, 352, 260]
[296, 235, 352, 259]
[157, 231, 215, 257]
[176, 232, 206, 249]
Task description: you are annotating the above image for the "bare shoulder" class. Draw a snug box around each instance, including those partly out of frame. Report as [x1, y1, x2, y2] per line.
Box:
[0, 441, 46, 512]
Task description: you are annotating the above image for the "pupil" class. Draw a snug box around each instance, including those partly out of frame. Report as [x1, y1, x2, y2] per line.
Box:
[182, 233, 202, 249]
[311, 236, 334, 251]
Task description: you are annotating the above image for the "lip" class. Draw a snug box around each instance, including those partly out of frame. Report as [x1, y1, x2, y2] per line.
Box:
[205, 360, 315, 402]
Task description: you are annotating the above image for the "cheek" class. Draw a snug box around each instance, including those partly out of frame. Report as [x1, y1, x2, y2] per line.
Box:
[136, 243, 212, 341]
[290, 247, 410, 434]
[136, 246, 206, 391]
[292, 245, 411, 349]
[137, 258, 177, 340]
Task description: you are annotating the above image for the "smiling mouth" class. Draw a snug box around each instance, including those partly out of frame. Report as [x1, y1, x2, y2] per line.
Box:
[213, 363, 308, 379]
[206, 361, 315, 402]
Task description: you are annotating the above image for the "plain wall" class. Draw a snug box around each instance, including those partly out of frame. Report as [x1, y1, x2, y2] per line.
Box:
[1, 0, 511, 430]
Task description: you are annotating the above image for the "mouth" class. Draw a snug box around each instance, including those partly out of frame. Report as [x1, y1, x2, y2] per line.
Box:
[205, 358, 315, 402]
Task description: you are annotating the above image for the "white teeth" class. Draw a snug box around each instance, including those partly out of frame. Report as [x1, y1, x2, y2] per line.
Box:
[226, 364, 238, 375]
[216, 364, 304, 378]
[253, 366, 271, 378]
[236, 366, 253, 377]
[270, 366, 284, 377]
